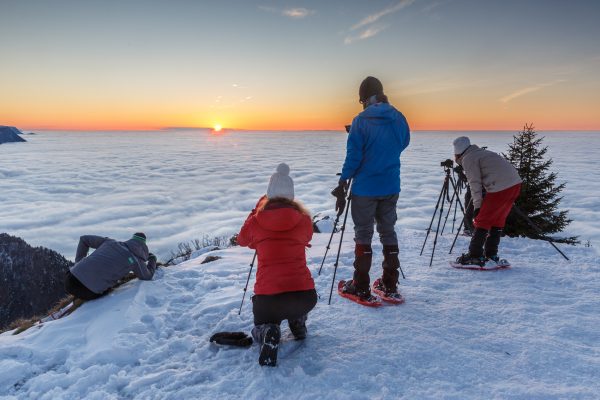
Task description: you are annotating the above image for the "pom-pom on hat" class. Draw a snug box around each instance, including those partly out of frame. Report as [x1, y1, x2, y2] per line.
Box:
[266, 163, 294, 200]
[453, 136, 471, 155]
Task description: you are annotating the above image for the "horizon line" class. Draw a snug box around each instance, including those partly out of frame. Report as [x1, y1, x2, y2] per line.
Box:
[18, 127, 600, 133]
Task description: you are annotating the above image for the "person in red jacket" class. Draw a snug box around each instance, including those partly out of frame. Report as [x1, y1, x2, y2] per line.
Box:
[237, 163, 317, 367]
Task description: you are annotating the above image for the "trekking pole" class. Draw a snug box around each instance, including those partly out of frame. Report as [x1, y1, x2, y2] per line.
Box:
[328, 182, 353, 305]
[512, 206, 569, 261]
[398, 259, 406, 279]
[318, 214, 341, 275]
[238, 251, 257, 315]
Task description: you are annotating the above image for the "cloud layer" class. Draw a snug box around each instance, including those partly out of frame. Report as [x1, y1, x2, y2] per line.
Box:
[0, 129, 593, 262]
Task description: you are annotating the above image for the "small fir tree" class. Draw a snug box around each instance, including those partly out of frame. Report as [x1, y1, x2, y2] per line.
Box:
[503, 124, 578, 244]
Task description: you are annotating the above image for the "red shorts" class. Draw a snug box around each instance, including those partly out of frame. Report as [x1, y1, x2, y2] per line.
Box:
[474, 183, 521, 230]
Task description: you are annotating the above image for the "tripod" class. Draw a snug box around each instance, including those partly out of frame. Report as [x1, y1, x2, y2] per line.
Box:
[420, 162, 465, 267]
[441, 170, 469, 236]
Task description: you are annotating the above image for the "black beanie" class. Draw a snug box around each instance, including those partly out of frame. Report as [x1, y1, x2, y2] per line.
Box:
[132, 232, 147, 242]
[359, 76, 384, 102]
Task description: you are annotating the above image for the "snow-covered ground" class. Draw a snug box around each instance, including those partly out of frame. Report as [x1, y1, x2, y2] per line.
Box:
[0, 130, 598, 259]
[1, 227, 598, 399]
[1, 130, 599, 398]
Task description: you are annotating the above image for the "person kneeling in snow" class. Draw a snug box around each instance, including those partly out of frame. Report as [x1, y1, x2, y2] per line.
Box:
[237, 163, 317, 367]
[452, 137, 522, 266]
[65, 232, 157, 300]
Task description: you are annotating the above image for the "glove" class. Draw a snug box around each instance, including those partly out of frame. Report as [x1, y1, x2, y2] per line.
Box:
[148, 253, 156, 261]
[209, 332, 253, 347]
[473, 208, 480, 219]
[331, 180, 349, 217]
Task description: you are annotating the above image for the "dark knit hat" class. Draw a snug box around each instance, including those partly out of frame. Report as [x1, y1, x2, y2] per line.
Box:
[132, 232, 147, 243]
[359, 76, 384, 102]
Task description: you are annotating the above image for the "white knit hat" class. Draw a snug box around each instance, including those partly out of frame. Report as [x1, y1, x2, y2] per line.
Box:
[266, 163, 294, 200]
[453, 136, 471, 155]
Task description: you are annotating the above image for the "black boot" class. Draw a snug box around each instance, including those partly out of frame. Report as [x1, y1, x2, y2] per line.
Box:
[288, 314, 307, 340]
[457, 228, 488, 266]
[352, 243, 372, 292]
[252, 323, 280, 367]
[468, 228, 488, 258]
[381, 245, 400, 293]
[484, 227, 502, 260]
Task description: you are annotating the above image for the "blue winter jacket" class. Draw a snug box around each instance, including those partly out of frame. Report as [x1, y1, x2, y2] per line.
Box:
[340, 102, 410, 196]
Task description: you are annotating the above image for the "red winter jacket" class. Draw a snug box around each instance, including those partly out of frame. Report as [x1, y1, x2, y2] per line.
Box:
[237, 197, 315, 295]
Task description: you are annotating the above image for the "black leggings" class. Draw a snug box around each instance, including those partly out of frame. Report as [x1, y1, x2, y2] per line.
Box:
[64, 271, 105, 301]
[252, 289, 317, 325]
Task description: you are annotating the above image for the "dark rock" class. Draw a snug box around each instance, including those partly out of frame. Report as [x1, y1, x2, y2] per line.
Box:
[0, 233, 73, 329]
[312, 213, 339, 233]
[201, 255, 222, 264]
[0, 126, 27, 144]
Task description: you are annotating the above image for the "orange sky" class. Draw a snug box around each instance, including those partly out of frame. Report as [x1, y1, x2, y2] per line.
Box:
[1, 1, 599, 131]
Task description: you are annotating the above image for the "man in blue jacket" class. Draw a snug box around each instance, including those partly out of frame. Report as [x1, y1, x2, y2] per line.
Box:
[333, 76, 410, 301]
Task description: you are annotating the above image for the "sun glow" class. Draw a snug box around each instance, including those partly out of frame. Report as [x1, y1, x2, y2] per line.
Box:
[213, 124, 222, 132]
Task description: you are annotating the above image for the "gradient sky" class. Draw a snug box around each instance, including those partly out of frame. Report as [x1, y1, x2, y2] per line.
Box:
[1, 0, 599, 130]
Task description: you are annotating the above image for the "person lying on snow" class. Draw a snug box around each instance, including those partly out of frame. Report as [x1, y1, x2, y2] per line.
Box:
[237, 163, 317, 367]
[452, 137, 522, 267]
[65, 232, 157, 300]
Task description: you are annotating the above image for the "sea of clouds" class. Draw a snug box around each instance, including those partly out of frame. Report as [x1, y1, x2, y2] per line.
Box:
[1, 129, 597, 259]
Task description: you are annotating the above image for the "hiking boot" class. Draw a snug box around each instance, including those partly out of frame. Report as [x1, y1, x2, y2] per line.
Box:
[456, 253, 486, 267]
[487, 255, 500, 263]
[288, 315, 307, 341]
[382, 245, 400, 290]
[352, 244, 372, 290]
[468, 228, 488, 258]
[485, 255, 510, 268]
[373, 278, 402, 300]
[343, 280, 376, 302]
[256, 324, 280, 367]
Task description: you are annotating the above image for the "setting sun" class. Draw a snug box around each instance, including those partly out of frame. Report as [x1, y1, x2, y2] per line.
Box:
[213, 124, 222, 132]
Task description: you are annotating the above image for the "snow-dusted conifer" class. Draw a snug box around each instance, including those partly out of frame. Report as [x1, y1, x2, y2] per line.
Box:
[503, 124, 578, 244]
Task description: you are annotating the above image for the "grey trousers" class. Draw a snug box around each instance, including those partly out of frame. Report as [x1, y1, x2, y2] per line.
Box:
[351, 193, 399, 245]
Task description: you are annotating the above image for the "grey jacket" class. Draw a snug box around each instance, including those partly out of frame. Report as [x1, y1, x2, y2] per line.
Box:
[70, 235, 157, 294]
[458, 145, 522, 209]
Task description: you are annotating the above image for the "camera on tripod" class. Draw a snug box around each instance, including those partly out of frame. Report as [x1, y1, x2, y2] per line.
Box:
[440, 159, 453, 168]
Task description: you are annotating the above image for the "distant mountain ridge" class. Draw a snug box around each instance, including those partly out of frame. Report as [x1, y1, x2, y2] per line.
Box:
[0, 233, 72, 329]
[0, 126, 26, 144]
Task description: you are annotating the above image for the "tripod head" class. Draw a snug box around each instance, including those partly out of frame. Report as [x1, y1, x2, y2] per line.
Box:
[440, 158, 453, 175]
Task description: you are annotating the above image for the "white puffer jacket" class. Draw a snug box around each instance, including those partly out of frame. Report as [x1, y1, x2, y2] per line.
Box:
[458, 145, 522, 208]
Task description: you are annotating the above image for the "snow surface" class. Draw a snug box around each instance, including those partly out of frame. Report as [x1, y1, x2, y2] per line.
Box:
[1, 129, 599, 398]
[0, 130, 598, 259]
[1, 227, 599, 399]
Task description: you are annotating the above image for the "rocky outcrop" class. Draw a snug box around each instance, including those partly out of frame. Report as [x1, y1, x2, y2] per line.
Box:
[0, 126, 27, 144]
[0, 233, 73, 329]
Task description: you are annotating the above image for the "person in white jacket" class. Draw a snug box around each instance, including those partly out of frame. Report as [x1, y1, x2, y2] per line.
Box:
[453, 137, 522, 266]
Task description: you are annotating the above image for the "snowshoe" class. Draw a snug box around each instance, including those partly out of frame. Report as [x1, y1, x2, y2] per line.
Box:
[450, 254, 510, 271]
[338, 280, 382, 307]
[372, 278, 405, 304]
